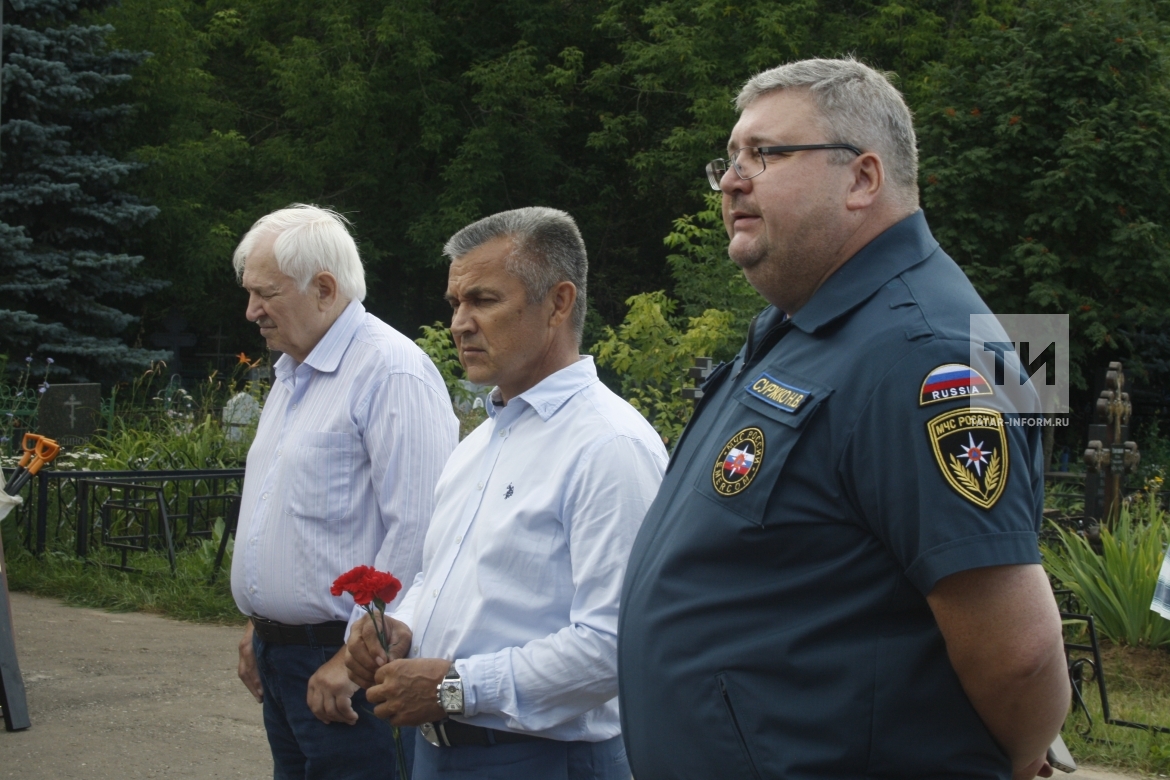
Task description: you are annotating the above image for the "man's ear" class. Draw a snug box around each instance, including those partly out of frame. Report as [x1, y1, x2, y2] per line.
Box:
[313, 272, 340, 311]
[845, 152, 884, 211]
[547, 281, 577, 329]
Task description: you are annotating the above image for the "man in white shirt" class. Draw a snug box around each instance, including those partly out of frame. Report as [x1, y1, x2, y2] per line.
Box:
[345, 206, 667, 779]
[231, 204, 458, 779]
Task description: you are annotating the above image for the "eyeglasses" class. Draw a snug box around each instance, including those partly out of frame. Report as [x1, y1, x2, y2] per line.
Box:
[705, 143, 863, 190]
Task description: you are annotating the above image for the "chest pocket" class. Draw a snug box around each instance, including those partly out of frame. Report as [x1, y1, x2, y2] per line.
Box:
[284, 430, 356, 522]
[692, 370, 831, 526]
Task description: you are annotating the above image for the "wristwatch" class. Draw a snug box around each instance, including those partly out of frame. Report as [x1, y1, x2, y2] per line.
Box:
[437, 664, 464, 715]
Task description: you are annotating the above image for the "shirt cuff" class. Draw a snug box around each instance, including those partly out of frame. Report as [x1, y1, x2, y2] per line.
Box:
[455, 653, 502, 719]
[906, 530, 1041, 595]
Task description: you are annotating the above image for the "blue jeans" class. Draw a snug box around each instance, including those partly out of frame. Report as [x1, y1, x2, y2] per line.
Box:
[412, 729, 629, 780]
[253, 635, 414, 780]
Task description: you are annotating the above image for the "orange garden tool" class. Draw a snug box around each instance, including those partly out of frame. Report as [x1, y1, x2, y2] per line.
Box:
[4, 434, 59, 495]
[4, 433, 41, 493]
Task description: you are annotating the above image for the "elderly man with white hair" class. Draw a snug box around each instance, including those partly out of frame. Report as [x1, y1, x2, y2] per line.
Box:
[231, 204, 458, 780]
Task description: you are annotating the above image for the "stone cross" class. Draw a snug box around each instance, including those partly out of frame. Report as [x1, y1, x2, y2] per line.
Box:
[1082, 362, 1141, 523]
[195, 325, 237, 372]
[682, 357, 715, 402]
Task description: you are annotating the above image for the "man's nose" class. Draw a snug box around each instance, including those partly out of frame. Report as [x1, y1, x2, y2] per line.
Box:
[720, 163, 751, 195]
[450, 305, 473, 336]
[245, 293, 264, 322]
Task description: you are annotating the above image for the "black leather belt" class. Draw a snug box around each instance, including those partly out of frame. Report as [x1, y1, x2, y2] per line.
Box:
[251, 616, 347, 646]
[421, 718, 547, 747]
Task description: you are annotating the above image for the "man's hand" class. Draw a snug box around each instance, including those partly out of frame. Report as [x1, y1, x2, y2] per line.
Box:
[306, 647, 360, 725]
[365, 657, 449, 726]
[345, 613, 413, 689]
[928, 564, 1069, 779]
[237, 621, 263, 703]
[1016, 758, 1054, 780]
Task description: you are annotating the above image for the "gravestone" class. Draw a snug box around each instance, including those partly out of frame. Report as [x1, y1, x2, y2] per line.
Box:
[39, 383, 102, 446]
[149, 311, 197, 374]
[223, 392, 261, 442]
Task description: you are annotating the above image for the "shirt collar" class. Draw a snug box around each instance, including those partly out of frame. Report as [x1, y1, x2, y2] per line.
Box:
[274, 299, 365, 384]
[789, 210, 938, 335]
[487, 356, 600, 422]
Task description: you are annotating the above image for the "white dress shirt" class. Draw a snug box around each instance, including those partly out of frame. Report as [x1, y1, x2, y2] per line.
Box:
[393, 356, 667, 741]
[232, 300, 458, 627]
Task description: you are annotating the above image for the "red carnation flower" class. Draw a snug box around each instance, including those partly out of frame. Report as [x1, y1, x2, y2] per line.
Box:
[331, 565, 402, 607]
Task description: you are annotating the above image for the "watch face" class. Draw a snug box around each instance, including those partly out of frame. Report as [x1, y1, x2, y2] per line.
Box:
[440, 681, 463, 713]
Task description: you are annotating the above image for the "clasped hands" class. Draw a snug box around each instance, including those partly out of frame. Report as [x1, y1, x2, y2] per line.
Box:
[344, 613, 449, 726]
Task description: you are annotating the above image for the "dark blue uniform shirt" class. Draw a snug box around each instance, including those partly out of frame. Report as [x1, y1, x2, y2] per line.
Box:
[618, 211, 1045, 779]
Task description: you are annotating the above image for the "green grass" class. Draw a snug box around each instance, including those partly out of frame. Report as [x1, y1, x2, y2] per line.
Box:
[1061, 642, 1170, 775]
[4, 532, 244, 625]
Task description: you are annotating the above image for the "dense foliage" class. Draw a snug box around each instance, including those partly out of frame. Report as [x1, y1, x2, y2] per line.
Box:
[0, 0, 167, 379]
[87, 0, 1032, 359]
[917, 0, 1170, 389]
[0, 0, 1165, 428]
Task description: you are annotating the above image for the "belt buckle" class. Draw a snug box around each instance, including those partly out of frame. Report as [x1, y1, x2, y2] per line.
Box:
[421, 721, 451, 747]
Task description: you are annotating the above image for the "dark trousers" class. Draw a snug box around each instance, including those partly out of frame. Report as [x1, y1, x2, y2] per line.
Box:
[412, 729, 629, 780]
[253, 635, 414, 780]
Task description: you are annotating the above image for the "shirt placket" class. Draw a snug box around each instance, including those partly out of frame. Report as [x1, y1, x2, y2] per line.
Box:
[412, 405, 518, 650]
[244, 365, 314, 615]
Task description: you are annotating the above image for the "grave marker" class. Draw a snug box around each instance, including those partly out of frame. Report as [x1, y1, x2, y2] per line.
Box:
[1082, 362, 1141, 522]
[38, 383, 101, 446]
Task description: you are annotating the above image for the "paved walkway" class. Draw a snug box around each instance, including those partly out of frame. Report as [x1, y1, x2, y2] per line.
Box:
[1, 592, 271, 779]
[0, 593, 1158, 779]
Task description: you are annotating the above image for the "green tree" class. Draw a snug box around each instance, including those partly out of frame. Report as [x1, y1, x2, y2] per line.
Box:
[917, 0, 1170, 388]
[0, 0, 166, 379]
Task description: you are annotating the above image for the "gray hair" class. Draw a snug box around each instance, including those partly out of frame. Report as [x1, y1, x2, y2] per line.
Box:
[232, 203, 366, 302]
[737, 57, 919, 205]
[444, 207, 588, 342]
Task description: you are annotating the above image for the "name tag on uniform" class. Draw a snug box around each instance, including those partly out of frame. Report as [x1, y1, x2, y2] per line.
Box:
[746, 373, 811, 413]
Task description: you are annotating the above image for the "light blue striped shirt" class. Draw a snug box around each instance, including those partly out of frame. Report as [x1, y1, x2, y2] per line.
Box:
[232, 300, 458, 627]
[394, 356, 668, 740]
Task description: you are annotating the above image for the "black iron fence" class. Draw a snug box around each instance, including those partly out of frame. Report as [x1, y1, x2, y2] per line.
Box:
[3, 468, 244, 571]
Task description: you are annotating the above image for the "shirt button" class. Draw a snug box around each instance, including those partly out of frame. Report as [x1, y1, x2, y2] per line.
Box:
[249, 586, 256, 594]
[291, 403, 298, 410]
[250, 538, 257, 546]
[262, 492, 269, 500]
[276, 449, 282, 457]
[455, 535, 462, 544]
[477, 482, 484, 490]
[498, 429, 506, 437]
[432, 590, 438, 598]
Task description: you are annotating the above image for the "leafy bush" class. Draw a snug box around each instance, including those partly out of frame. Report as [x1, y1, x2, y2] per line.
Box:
[414, 323, 486, 438]
[592, 291, 740, 445]
[1043, 495, 1170, 647]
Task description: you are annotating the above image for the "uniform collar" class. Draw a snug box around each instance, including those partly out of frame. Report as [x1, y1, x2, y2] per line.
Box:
[274, 299, 365, 383]
[487, 356, 600, 422]
[789, 210, 938, 335]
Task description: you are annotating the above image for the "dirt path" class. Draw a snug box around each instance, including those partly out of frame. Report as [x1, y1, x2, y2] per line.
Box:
[0, 593, 1158, 779]
[1, 592, 271, 779]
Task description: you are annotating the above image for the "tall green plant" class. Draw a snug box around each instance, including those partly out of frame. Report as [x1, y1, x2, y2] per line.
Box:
[1044, 497, 1170, 648]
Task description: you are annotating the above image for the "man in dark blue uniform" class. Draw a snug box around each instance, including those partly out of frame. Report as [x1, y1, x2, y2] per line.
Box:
[618, 58, 1070, 780]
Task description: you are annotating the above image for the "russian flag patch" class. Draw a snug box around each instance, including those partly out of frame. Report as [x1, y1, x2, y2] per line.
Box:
[919, 364, 994, 406]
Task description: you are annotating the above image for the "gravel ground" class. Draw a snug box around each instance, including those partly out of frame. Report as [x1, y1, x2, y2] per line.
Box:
[1, 592, 271, 779]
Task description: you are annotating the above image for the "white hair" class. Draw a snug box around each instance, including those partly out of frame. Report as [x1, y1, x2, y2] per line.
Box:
[737, 57, 919, 206]
[232, 203, 366, 301]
